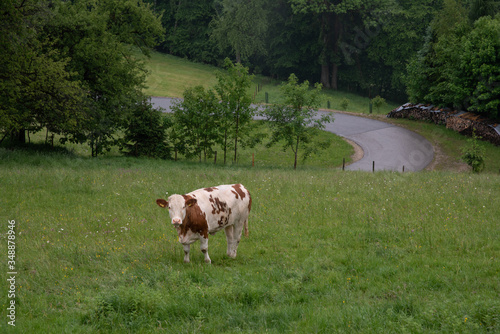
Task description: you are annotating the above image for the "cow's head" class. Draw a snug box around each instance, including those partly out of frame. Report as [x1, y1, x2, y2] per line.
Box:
[156, 195, 197, 227]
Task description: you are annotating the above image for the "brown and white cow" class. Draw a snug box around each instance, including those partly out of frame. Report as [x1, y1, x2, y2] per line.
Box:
[156, 184, 251, 263]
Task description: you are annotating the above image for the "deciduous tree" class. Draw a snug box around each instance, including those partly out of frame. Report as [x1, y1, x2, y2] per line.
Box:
[290, 0, 391, 90]
[171, 86, 220, 162]
[262, 74, 332, 169]
[407, 1, 500, 119]
[0, 0, 84, 145]
[210, 0, 268, 63]
[214, 58, 255, 164]
[45, 0, 165, 156]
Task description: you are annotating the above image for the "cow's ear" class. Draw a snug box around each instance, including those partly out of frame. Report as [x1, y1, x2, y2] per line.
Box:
[186, 198, 197, 207]
[156, 199, 168, 208]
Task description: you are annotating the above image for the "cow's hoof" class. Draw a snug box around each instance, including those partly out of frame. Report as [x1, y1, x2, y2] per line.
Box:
[205, 258, 212, 264]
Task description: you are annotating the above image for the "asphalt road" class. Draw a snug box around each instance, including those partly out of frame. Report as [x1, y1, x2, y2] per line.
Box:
[150, 97, 434, 172]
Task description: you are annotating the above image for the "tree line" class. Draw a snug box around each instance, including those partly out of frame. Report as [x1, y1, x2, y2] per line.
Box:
[1, 0, 498, 158]
[150, 0, 499, 118]
[0, 0, 330, 165]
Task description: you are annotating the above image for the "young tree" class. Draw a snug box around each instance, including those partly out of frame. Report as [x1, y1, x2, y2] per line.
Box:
[461, 129, 486, 173]
[262, 74, 332, 169]
[171, 86, 220, 162]
[214, 58, 255, 164]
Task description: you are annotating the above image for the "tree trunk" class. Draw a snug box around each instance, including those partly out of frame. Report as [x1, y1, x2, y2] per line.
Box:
[174, 1, 182, 31]
[321, 64, 330, 89]
[12, 129, 26, 145]
[198, 138, 201, 163]
[319, 12, 331, 89]
[223, 129, 227, 164]
[294, 136, 300, 170]
[233, 112, 239, 163]
[331, 63, 338, 90]
[331, 13, 341, 90]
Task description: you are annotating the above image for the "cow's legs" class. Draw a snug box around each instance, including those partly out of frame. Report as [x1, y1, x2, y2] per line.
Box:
[231, 221, 247, 258]
[200, 237, 211, 263]
[224, 225, 237, 258]
[183, 244, 190, 263]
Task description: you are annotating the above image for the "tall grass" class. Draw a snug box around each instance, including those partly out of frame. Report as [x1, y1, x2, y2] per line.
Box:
[1, 149, 499, 333]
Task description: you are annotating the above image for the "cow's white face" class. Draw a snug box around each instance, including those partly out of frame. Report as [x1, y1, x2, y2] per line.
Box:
[156, 195, 197, 227]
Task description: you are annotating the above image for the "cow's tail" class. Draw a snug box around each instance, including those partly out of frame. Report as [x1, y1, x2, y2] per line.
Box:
[244, 219, 249, 237]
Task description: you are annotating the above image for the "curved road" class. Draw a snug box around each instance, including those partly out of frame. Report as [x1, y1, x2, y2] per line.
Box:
[150, 97, 434, 172]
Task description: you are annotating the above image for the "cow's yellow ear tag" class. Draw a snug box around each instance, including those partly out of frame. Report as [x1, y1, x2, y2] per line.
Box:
[186, 198, 197, 207]
[156, 199, 168, 208]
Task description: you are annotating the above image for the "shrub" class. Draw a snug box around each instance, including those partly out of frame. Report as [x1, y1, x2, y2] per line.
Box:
[461, 129, 485, 173]
[340, 98, 350, 111]
[371, 95, 387, 113]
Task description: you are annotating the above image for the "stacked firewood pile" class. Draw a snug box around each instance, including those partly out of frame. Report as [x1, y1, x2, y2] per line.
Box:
[387, 103, 500, 146]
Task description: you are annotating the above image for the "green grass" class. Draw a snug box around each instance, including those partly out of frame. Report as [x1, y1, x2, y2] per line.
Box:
[142, 51, 220, 98]
[14, 120, 354, 170]
[1, 149, 499, 333]
[173, 120, 353, 169]
[251, 75, 400, 114]
[141, 50, 398, 114]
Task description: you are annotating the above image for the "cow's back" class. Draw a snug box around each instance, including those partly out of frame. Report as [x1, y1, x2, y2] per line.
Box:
[188, 184, 251, 233]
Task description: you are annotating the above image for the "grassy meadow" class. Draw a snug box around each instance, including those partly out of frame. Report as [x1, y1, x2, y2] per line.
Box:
[1, 149, 499, 333]
[1, 50, 498, 333]
[141, 50, 398, 114]
[142, 51, 220, 98]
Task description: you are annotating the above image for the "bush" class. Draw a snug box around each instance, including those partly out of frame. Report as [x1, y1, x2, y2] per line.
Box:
[371, 95, 387, 112]
[461, 129, 485, 173]
[340, 98, 350, 111]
